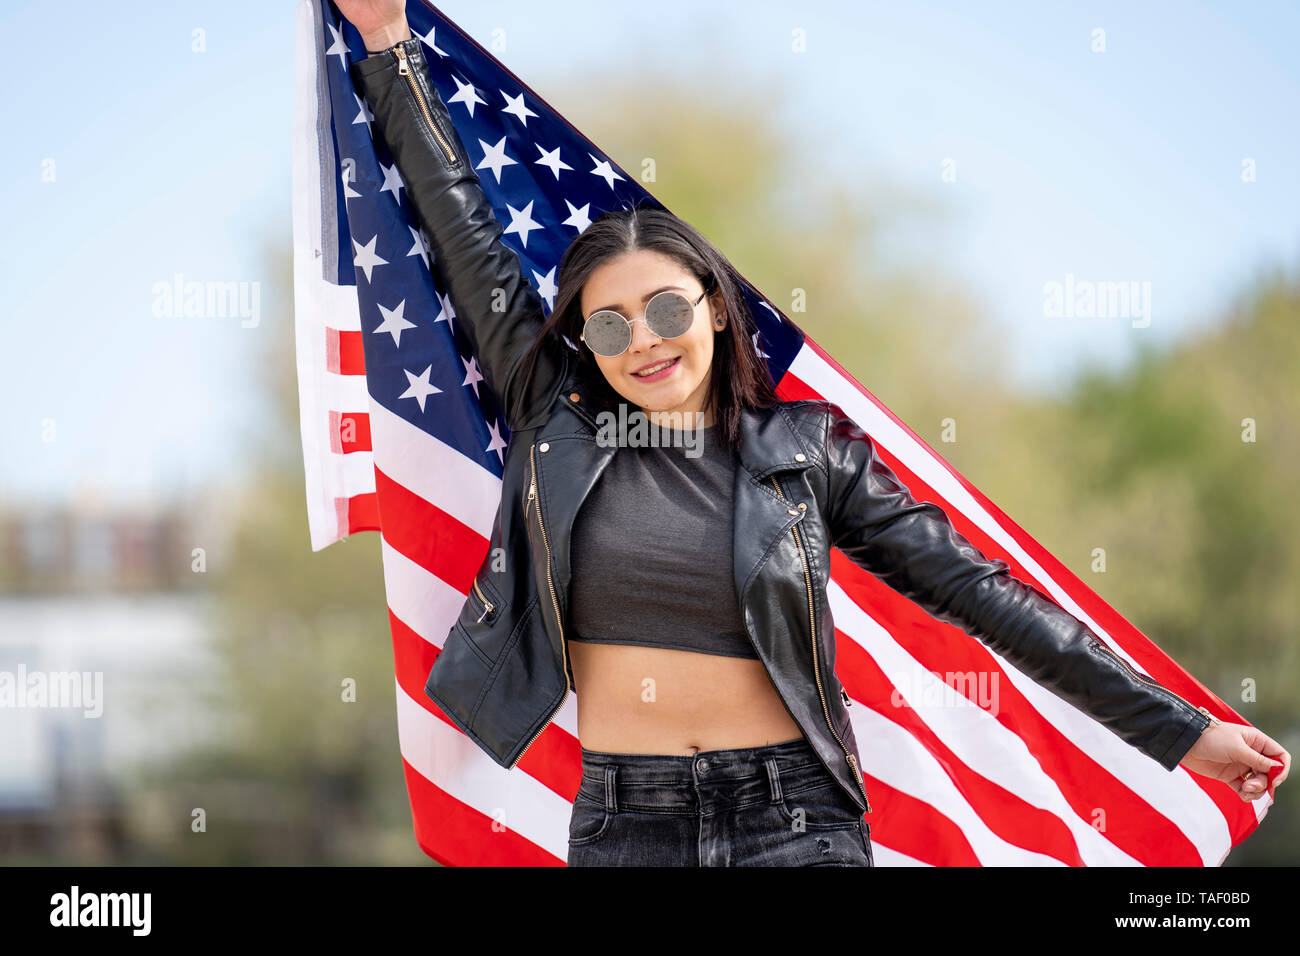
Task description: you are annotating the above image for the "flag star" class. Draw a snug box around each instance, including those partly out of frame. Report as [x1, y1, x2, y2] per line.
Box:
[352, 235, 388, 282]
[534, 144, 573, 180]
[461, 354, 485, 399]
[447, 75, 488, 117]
[588, 154, 625, 190]
[379, 161, 405, 203]
[503, 199, 544, 248]
[341, 163, 361, 199]
[326, 23, 350, 70]
[353, 92, 374, 131]
[532, 265, 558, 311]
[399, 365, 443, 413]
[415, 25, 448, 58]
[475, 135, 518, 184]
[500, 90, 539, 126]
[752, 331, 770, 360]
[484, 416, 508, 465]
[374, 299, 416, 348]
[563, 199, 594, 233]
[434, 290, 457, 337]
[407, 225, 431, 271]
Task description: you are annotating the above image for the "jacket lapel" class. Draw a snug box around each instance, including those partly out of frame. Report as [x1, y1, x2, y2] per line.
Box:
[731, 404, 821, 622]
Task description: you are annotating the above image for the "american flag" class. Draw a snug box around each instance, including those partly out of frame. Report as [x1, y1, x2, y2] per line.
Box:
[291, 0, 1267, 866]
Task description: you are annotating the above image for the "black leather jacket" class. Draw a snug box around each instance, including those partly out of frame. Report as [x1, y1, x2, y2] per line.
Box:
[352, 39, 1212, 815]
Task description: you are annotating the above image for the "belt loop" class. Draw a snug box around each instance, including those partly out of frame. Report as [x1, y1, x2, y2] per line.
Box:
[764, 757, 782, 804]
[604, 765, 618, 814]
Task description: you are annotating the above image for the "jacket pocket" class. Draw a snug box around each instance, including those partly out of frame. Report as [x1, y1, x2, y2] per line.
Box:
[455, 575, 515, 666]
[467, 572, 503, 627]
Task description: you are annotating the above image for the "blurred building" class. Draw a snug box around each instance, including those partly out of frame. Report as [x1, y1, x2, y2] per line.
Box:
[0, 495, 223, 863]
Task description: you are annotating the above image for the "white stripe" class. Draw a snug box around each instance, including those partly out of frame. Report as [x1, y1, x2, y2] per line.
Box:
[326, 368, 372, 410]
[395, 678, 574, 862]
[338, 445, 377, 498]
[870, 844, 930, 867]
[829, 581, 1143, 865]
[368, 397, 504, 538]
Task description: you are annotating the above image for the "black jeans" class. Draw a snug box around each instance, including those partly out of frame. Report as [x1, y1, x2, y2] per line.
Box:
[567, 736, 875, 867]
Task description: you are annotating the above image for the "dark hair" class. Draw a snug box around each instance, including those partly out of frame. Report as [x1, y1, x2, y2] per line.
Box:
[516, 204, 779, 453]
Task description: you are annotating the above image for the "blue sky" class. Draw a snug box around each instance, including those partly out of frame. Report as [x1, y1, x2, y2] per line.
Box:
[1, 0, 1296, 508]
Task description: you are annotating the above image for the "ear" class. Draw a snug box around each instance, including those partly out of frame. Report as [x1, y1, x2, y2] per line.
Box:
[710, 293, 727, 330]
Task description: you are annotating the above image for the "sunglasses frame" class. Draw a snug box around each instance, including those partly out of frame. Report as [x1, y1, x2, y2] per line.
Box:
[579, 288, 709, 357]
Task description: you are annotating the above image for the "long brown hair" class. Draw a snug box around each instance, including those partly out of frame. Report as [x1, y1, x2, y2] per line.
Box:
[516, 203, 779, 453]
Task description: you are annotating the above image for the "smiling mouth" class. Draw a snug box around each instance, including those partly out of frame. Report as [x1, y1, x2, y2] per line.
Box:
[633, 357, 680, 378]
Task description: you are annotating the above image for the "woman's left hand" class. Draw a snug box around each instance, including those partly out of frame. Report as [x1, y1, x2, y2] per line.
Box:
[1180, 721, 1289, 801]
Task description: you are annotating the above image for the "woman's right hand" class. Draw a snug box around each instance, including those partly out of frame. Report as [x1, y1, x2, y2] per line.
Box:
[334, 0, 411, 52]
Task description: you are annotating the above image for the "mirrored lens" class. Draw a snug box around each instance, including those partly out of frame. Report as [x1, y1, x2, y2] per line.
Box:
[582, 310, 631, 356]
[645, 291, 696, 338]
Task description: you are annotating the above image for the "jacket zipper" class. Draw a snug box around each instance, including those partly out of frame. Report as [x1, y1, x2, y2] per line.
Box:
[769, 475, 872, 813]
[509, 442, 571, 768]
[471, 578, 496, 624]
[1088, 638, 1216, 728]
[392, 43, 458, 166]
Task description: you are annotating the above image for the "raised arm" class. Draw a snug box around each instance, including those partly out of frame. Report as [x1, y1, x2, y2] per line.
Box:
[343, 10, 568, 432]
[819, 401, 1212, 771]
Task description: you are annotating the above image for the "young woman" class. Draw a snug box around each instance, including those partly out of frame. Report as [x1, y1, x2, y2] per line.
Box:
[337, 2, 1289, 867]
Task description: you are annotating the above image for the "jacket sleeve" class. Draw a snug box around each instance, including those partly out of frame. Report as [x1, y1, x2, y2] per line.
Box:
[820, 402, 1211, 771]
[349, 38, 568, 433]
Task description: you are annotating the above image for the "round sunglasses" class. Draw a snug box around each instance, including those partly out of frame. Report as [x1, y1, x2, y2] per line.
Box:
[579, 289, 708, 357]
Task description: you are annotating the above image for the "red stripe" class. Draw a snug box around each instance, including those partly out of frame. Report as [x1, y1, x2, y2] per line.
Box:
[862, 775, 983, 865]
[330, 410, 372, 453]
[340, 493, 380, 536]
[337, 329, 367, 376]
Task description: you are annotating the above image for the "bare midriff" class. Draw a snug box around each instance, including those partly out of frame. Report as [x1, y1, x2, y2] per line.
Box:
[567, 639, 805, 755]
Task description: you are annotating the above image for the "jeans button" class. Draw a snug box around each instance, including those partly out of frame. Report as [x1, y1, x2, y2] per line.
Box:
[695, 758, 708, 773]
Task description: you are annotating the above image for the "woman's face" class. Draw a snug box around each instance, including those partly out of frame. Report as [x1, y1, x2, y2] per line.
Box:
[579, 249, 725, 427]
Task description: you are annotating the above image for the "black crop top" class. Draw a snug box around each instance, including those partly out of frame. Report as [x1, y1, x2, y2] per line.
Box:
[567, 421, 758, 659]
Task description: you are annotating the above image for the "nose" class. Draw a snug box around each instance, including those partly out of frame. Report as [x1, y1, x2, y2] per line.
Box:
[625, 315, 662, 354]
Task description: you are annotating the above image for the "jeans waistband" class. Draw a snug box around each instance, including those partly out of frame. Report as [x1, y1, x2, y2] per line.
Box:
[576, 736, 835, 814]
